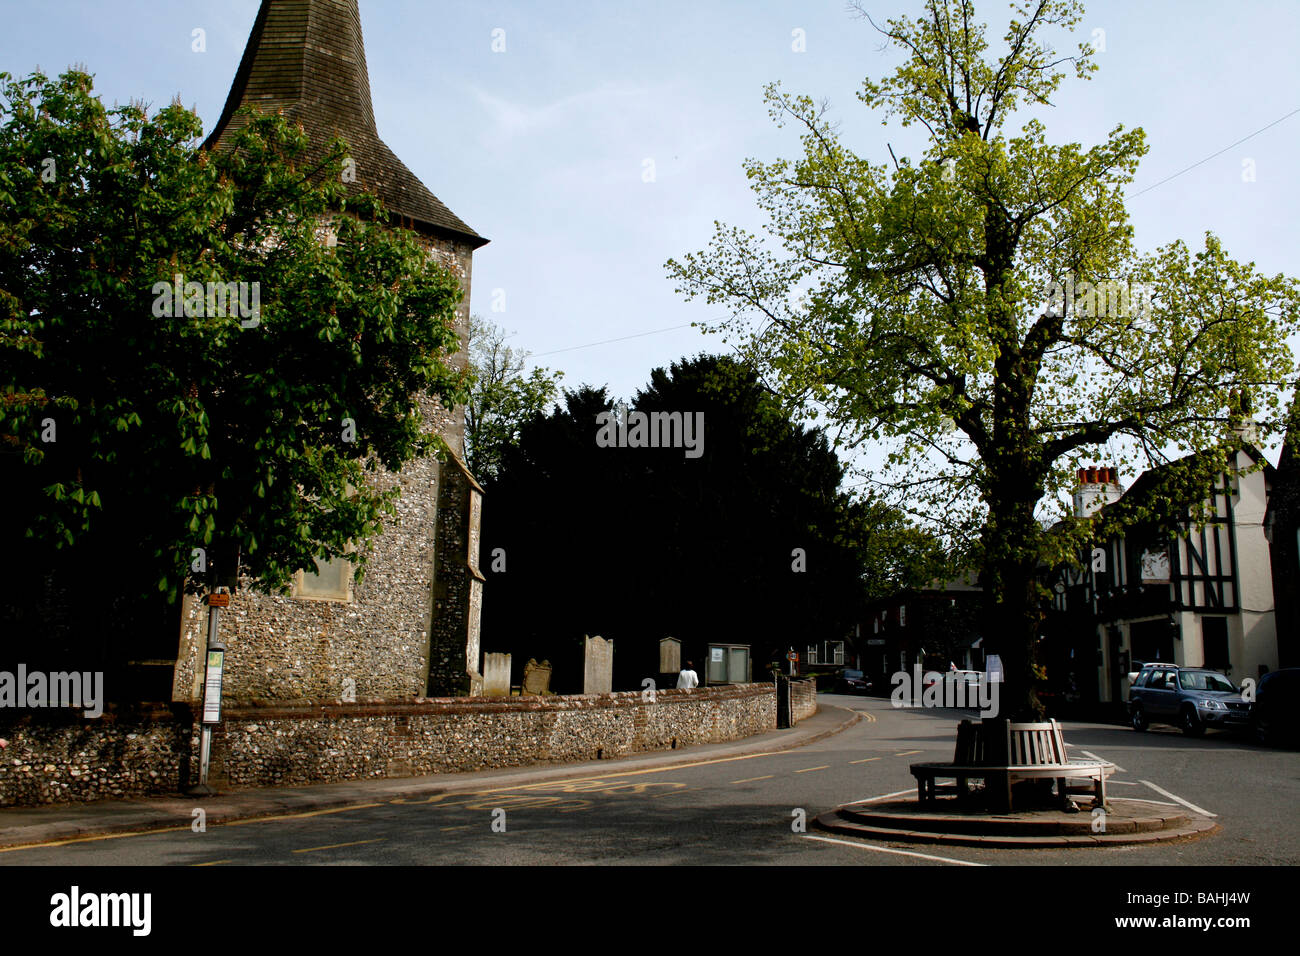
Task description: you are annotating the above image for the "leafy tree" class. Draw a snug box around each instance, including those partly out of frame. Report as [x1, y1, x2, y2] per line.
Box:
[667, 0, 1300, 717]
[0, 68, 468, 622]
[464, 313, 562, 483]
[481, 354, 939, 690]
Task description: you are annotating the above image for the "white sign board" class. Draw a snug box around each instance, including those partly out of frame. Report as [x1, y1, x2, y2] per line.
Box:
[1140, 548, 1171, 583]
[711, 647, 724, 663]
[202, 649, 225, 723]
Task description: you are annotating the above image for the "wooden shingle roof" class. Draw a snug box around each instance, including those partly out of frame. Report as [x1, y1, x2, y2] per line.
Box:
[204, 0, 486, 248]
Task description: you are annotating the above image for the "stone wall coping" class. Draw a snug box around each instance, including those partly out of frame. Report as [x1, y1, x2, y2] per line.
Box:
[218, 682, 778, 721]
[1, 680, 814, 730]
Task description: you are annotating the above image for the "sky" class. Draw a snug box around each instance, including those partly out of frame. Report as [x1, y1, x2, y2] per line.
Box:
[3, 0, 1299, 487]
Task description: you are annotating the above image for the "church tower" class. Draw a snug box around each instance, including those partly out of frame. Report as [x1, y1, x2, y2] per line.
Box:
[172, 0, 488, 704]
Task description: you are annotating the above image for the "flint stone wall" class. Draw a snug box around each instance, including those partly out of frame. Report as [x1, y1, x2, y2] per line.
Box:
[0, 706, 191, 807]
[171, 236, 481, 705]
[206, 683, 776, 789]
[0, 682, 804, 806]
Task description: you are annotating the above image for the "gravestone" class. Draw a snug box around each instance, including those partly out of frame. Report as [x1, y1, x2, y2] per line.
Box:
[521, 658, 552, 696]
[583, 635, 613, 695]
[659, 637, 681, 675]
[482, 652, 511, 697]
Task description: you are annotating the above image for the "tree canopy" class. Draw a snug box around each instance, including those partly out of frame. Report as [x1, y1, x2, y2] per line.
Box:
[666, 0, 1300, 715]
[480, 354, 942, 691]
[0, 68, 469, 614]
[464, 313, 563, 485]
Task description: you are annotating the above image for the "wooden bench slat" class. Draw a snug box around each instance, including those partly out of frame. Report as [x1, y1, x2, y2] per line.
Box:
[910, 718, 1112, 809]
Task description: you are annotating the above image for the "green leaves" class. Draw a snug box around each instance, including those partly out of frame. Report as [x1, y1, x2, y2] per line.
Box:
[464, 314, 564, 484]
[668, 1, 1298, 550]
[667, 1, 1299, 713]
[0, 69, 468, 602]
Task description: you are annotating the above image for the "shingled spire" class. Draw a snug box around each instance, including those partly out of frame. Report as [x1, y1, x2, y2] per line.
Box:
[205, 0, 486, 247]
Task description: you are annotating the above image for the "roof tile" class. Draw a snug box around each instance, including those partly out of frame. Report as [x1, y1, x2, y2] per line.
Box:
[203, 0, 485, 248]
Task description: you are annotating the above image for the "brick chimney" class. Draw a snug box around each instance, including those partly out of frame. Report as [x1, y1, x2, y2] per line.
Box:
[1073, 466, 1123, 517]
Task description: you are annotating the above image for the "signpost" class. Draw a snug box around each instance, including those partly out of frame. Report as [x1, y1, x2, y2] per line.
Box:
[189, 591, 228, 795]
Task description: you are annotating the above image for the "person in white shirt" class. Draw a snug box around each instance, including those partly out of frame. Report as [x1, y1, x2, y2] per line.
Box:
[677, 662, 699, 690]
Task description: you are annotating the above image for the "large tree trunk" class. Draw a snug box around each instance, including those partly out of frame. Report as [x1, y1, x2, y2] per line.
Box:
[978, 205, 1048, 721]
[982, 462, 1047, 721]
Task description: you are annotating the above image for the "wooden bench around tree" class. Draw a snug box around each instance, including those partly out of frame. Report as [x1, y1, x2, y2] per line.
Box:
[910, 719, 1115, 812]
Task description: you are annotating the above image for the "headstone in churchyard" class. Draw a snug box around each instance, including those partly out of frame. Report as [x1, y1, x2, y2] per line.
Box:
[482, 652, 511, 697]
[659, 637, 681, 675]
[522, 658, 552, 696]
[584, 635, 613, 695]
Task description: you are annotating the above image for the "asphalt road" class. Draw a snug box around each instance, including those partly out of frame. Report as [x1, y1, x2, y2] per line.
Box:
[3, 694, 1296, 866]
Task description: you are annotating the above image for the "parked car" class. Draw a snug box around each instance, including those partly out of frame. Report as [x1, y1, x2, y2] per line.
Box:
[834, 669, 872, 694]
[1250, 668, 1300, 746]
[1128, 662, 1252, 736]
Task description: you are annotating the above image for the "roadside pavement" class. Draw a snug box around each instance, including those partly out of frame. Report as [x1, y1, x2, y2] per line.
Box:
[0, 703, 860, 850]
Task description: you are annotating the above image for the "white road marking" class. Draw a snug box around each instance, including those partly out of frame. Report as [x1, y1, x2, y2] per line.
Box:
[847, 790, 920, 806]
[849, 789, 918, 804]
[1139, 780, 1216, 817]
[801, 834, 986, 866]
[1107, 780, 1138, 786]
[1122, 797, 1180, 807]
[1077, 749, 1125, 772]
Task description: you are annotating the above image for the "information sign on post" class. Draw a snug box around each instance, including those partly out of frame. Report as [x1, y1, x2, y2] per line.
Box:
[202, 648, 225, 724]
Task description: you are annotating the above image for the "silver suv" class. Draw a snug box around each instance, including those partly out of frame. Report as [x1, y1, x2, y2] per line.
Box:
[1128, 663, 1252, 736]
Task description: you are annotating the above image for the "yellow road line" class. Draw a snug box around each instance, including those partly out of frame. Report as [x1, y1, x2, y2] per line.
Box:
[894, 750, 923, 756]
[293, 837, 386, 854]
[475, 749, 799, 795]
[192, 859, 232, 866]
[731, 775, 774, 784]
[850, 757, 881, 764]
[1, 744, 814, 853]
[223, 802, 384, 827]
[1, 801, 386, 853]
[649, 787, 701, 798]
[0, 824, 192, 853]
[794, 765, 830, 773]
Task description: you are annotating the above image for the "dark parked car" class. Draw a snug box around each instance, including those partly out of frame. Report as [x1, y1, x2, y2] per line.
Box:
[1250, 668, 1300, 746]
[834, 669, 872, 695]
[1128, 662, 1252, 736]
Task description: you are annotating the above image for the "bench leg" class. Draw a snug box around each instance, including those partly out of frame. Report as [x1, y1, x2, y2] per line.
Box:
[989, 770, 1012, 813]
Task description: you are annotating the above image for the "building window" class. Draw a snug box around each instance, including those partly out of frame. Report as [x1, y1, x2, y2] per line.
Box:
[832, 642, 845, 665]
[806, 644, 818, 666]
[293, 553, 353, 602]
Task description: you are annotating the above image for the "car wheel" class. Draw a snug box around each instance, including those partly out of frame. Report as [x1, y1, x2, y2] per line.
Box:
[1131, 706, 1148, 732]
[1253, 715, 1272, 746]
[1180, 706, 1205, 737]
